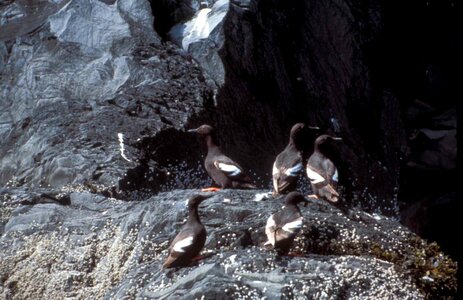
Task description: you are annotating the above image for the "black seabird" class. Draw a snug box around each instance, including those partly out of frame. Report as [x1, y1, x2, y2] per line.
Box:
[306, 134, 342, 202]
[272, 123, 319, 196]
[265, 192, 309, 255]
[188, 124, 255, 192]
[163, 194, 211, 268]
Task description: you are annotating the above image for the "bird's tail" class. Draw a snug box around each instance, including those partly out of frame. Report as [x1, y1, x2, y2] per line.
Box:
[237, 182, 257, 189]
[323, 185, 339, 202]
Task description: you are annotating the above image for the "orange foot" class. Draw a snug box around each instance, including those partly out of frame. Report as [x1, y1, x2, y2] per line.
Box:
[191, 252, 214, 262]
[201, 187, 221, 192]
[191, 255, 205, 262]
[307, 194, 319, 199]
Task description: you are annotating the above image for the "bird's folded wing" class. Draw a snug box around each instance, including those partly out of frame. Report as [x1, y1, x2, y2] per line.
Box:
[214, 160, 242, 176]
[306, 167, 326, 184]
[172, 236, 194, 253]
[282, 217, 303, 233]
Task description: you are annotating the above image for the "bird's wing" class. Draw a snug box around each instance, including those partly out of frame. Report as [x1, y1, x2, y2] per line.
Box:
[273, 156, 303, 193]
[214, 158, 243, 177]
[306, 166, 326, 184]
[172, 236, 194, 253]
[272, 162, 280, 193]
[164, 227, 198, 268]
[284, 162, 304, 176]
[323, 158, 338, 185]
[213, 156, 254, 185]
[168, 228, 196, 254]
[281, 216, 303, 233]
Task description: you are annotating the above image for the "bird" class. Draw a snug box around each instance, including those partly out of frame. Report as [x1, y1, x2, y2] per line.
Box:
[163, 194, 212, 268]
[306, 134, 342, 202]
[272, 123, 319, 196]
[188, 124, 255, 192]
[265, 192, 309, 255]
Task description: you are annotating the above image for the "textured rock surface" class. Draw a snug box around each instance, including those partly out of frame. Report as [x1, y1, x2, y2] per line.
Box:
[0, 0, 215, 190]
[210, 0, 407, 213]
[0, 0, 458, 298]
[169, 0, 228, 86]
[0, 189, 456, 299]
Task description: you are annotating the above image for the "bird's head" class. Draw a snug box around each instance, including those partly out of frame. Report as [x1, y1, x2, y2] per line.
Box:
[188, 124, 214, 136]
[186, 194, 212, 209]
[314, 134, 342, 147]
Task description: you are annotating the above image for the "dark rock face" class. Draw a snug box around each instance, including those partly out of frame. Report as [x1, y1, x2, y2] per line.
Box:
[0, 0, 215, 191]
[0, 0, 458, 298]
[213, 0, 407, 213]
[379, 1, 458, 280]
[0, 189, 456, 298]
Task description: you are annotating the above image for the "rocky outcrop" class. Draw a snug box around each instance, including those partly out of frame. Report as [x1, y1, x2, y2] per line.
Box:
[0, 0, 215, 190]
[210, 0, 407, 213]
[168, 0, 228, 86]
[0, 189, 457, 299]
[0, 0, 458, 298]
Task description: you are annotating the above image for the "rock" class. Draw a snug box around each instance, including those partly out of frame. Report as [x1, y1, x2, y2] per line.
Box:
[211, 0, 407, 212]
[169, 0, 228, 86]
[431, 108, 456, 129]
[407, 108, 456, 170]
[0, 0, 215, 190]
[0, 0, 458, 297]
[0, 189, 456, 298]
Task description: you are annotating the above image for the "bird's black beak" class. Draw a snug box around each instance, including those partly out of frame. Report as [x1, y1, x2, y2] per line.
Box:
[187, 128, 199, 133]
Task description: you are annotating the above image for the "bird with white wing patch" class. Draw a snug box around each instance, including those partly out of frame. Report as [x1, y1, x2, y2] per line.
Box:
[272, 123, 319, 196]
[188, 124, 256, 192]
[265, 192, 309, 255]
[306, 134, 342, 203]
[163, 194, 212, 268]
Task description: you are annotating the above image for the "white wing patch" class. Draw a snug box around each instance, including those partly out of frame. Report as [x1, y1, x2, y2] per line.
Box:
[272, 163, 280, 193]
[306, 167, 325, 184]
[172, 236, 194, 253]
[282, 218, 303, 233]
[265, 215, 276, 246]
[272, 162, 278, 176]
[215, 162, 241, 176]
[332, 169, 338, 182]
[284, 163, 303, 176]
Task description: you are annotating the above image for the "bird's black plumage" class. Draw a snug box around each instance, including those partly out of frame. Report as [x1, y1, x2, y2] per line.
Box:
[265, 192, 309, 255]
[163, 194, 211, 268]
[306, 135, 342, 203]
[189, 124, 255, 189]
[272, 123, 318, 195]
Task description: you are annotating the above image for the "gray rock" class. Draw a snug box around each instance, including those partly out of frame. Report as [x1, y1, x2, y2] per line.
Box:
[0, 0, 214, 189]
[169, 0, 228, 86]
[0, 189, 456, 298]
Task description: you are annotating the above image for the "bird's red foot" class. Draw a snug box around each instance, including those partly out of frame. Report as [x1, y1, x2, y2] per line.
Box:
[192, 255, 205, 262]
[201, 187, 221, 192]
[192, 252, 215, 262]
[307, 194, 319, 199]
